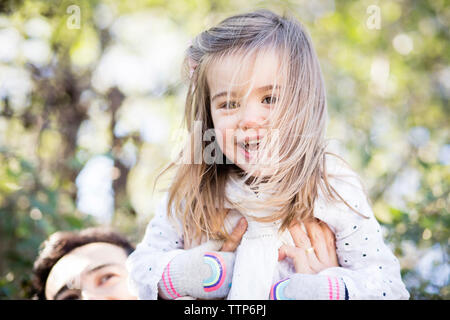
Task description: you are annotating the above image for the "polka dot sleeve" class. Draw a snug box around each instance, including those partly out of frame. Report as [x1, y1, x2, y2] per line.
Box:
[312, 158, 410, 300]
[316, 217, 411, 300]
[126, 193, 186, 300]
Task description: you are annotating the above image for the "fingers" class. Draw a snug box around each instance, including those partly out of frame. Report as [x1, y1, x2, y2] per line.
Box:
[321, 222, 336, 250]
[288, 222, 312, 249]
[304, 247, 323, 273]
[278, 248, 286, 261]
[287, 219, 339, 273]
[320, 222, 339, 267]
[221, 218, 247, 252]
[278, 245, 313, 274]
[304, 219, 329, 265]
[288, 222, 324, 272]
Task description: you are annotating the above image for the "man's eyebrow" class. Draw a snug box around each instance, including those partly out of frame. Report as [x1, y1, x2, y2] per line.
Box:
[211, 85, 280, 102]
[85, 263, 117, 275]
[52, 263, 118, 299]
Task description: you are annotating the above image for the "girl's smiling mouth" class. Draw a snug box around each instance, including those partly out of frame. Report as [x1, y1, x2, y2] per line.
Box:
[237, 137, 262, 162]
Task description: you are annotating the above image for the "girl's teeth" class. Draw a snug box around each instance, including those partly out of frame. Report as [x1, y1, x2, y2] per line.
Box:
[244, 142, 259, 151]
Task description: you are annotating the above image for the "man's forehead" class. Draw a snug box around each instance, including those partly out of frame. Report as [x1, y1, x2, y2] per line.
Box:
[45, 242, 127, 299]
[68, 242, 127, 258]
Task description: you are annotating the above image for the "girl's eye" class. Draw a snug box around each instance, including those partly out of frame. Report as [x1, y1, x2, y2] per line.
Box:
[263, 96, 278, 104]
[220, 101, 239, 109]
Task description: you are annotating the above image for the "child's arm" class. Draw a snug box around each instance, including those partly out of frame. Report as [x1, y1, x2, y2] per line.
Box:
[126, 194, 245, 300]
[125, 194, 186, 300]
[270, 217, 410, 300]
[271, 157, 410, 300]
[157, 216, 248, 300]
[314, 214, 410, 300]
[272, 176, 410, 300]
[270, 274, 348, 300]
[271, 217, 409, 300]
[157, 248, 235, 300]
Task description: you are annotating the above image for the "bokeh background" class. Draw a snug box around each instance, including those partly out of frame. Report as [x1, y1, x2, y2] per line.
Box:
[0, 0, 448, 299]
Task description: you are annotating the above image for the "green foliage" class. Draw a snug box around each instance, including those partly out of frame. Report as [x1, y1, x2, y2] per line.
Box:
[0, 151, 97, 298]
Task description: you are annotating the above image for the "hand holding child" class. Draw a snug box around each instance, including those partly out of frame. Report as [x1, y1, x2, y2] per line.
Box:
[220, 217, 248, 252]
[269, 219, 344, 300]
[278, 218, 339, 274]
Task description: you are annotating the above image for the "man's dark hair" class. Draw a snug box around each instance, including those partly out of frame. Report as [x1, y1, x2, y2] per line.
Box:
[32, 227, 135, 300]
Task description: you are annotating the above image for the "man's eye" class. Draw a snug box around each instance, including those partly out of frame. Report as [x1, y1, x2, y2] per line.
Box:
[59, 290, 81, 300]
[62, 294, 81, 300]
[99, 273, 116, 286]
[263, 96, 278, 104]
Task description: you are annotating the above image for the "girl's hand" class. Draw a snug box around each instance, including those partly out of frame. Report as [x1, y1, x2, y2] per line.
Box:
[278, 218, 339, 274]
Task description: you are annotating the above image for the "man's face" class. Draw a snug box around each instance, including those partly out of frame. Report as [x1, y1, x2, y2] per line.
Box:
[45, 242, 136, 300]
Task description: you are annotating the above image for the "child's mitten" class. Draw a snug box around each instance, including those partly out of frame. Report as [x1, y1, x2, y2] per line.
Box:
[269, 274, 348, 300]
[158, 249, 235, 300]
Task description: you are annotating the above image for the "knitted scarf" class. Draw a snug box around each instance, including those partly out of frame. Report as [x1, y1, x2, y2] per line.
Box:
[222, 173, 295, 300]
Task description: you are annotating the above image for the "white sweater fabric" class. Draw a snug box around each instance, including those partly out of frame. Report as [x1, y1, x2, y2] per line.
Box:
[126, 156, 410, 300]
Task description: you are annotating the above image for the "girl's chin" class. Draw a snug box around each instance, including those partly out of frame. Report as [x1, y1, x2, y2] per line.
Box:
[233, 158, 268, 177]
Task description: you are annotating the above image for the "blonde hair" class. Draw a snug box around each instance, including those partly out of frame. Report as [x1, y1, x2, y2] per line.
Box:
[158, 9, 368, 246]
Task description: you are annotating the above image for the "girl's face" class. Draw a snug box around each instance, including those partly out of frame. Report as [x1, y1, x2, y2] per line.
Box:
[208, 50, 284, 174]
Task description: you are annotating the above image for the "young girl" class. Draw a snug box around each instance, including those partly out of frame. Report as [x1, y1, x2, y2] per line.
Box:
[126, 9, 410, 300]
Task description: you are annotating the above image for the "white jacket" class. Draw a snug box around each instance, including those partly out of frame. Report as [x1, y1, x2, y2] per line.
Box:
[126, 156, 410, 300]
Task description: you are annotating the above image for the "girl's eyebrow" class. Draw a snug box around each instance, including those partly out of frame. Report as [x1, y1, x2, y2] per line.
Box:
[211, 85, 280, 102]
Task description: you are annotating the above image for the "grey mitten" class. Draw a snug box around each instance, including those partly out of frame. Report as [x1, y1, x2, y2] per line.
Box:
[269, 274, 348, 300]
[158, 249, 235, 300]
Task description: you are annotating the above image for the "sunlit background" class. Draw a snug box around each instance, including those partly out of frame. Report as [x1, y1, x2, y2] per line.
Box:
[0, 0, 448, 299]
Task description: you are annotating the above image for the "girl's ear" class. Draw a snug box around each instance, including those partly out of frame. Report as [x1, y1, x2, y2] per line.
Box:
[188, 57, 199, 80]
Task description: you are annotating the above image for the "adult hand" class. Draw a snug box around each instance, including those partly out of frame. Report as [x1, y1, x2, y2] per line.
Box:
[278, 218, 339, 274]
[220, 216, 248, 252]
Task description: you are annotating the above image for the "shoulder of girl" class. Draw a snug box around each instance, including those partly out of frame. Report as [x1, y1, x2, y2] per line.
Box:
[314, 157, 374, 229]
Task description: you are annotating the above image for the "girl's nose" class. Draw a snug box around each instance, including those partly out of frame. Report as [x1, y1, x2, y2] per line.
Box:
[238, 101, 266, 130]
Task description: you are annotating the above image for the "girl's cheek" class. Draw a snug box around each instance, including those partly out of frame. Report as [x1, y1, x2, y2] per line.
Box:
[214, 128, 236, 159]
[216, 128, 231, 151]
[212, 113, 238, 153]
